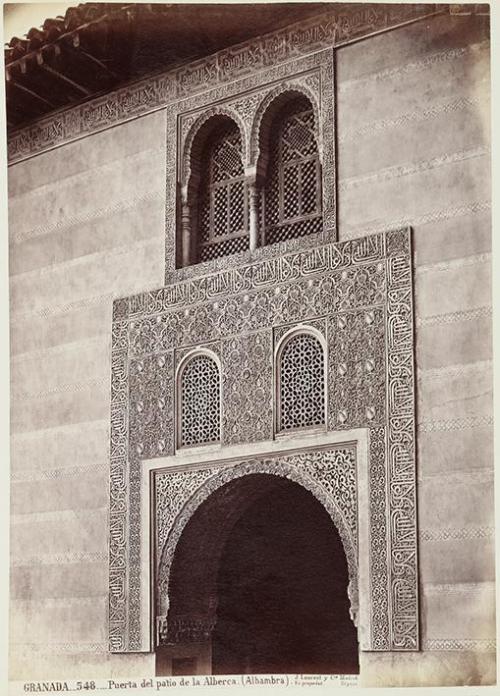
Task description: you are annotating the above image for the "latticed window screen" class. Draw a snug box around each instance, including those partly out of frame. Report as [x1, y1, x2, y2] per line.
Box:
[180, 355, 220, 446]
[197, 121, 249, 262]
[262, 96, 322, 246]
[279, 333, 325, 431]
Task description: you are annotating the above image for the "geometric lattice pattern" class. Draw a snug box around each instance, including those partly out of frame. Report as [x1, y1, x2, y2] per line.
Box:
[279, 332, 325, 431]
[199, 233, 250, 262]
[263, 96, 322, 246]
[180, 355, 221, 446]
[198, 121, 249, 262]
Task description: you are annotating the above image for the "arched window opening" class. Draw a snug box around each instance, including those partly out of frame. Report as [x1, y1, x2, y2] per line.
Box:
[179, 354, 221, 447]
[195, 120, 249, 263]
[261, 95, 322, 246]
[278, 332, 325, 432]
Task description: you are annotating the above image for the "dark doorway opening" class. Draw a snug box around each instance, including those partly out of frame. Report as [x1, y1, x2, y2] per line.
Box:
[158, 474, 358, 675]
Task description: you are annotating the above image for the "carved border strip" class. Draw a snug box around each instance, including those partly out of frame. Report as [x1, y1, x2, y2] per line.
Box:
[109, 300, 130, 651]
[385, 229, 418, 649]
[8, 4, 442, 164]
[127, 231, 387, 321]
[423, 639, 496, 652]
[367, 426, 390, 649]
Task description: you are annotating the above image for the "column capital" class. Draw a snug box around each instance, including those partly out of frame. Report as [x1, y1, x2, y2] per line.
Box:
[160, 614, 217, 645]
[244, 166, 258, 186]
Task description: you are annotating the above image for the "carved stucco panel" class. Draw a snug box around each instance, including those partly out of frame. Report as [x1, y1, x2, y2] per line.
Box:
[222, 330, 274, 445]
[109, 228, 418, 653]
[328, 308, 386, 429]
[125, 351, 175, 649]
[273, 317, 326, 346]
[129, 353, 175, 461]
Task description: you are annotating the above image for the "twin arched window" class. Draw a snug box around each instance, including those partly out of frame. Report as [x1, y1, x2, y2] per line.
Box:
[184, 92, 322, 267]
[177, 331, 325, 449]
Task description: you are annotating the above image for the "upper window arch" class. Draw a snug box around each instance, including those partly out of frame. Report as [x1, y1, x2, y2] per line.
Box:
[179, 90, 324, 268]
[276, 328, 326, 433]
[177, 351, 221, 448]
[258, 92, 322, 246]
[186, 115, 249, 265]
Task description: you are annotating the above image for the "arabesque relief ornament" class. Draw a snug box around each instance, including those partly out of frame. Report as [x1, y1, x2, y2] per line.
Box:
[109, 227, 417, 653]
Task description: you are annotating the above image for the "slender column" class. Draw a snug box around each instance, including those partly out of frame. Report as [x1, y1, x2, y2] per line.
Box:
[248, 181, 259, 252]
[181, 201, 191, 267]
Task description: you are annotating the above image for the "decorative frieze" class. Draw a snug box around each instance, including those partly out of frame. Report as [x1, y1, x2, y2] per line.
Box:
[129, 232, 386, 320]
[8, 4, 442, 164]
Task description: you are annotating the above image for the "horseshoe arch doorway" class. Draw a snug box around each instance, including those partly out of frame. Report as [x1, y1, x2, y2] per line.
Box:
[155, 473, 359, 676]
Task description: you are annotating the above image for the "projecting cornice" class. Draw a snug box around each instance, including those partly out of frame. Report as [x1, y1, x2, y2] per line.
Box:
[7, 3, 488, 165]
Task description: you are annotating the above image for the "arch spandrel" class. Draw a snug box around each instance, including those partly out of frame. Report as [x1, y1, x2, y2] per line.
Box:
[250, 81, 321, 173]
[181, 107, 249, 198]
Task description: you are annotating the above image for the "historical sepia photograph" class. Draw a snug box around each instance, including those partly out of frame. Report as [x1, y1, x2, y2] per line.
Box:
[3, 0, 495, 689]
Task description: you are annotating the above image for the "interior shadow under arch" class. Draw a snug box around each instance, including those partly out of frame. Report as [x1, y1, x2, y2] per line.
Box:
[156, 473, 359, 676]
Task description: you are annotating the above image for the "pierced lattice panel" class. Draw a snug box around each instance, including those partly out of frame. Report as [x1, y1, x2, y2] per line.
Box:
[279, 333, 325, 431]
[267, 216, 322, 245]
[213, 186, 228, 238]
[283, 164, 300, 218]
[196, 121, 249, 261]
[229, 180, 245, 233]
[199, 235, 250, 262]
[263, 98, 322, 246]
[301, 159, 318, 215]
[180, 355, 221, 446]
[281, 106, 317, 162]
[199, 191, 211, 243]
[212, 126, 244, 182]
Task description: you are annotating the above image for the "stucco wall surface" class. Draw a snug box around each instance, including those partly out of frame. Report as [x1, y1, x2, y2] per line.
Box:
[8, 10, 493, 685]
[9, 112, 166, 678]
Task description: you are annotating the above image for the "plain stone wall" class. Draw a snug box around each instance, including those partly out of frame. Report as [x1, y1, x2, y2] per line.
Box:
[9, 113, 166, 678]
[336, 11, 493, 687]
[8, 10, 492, 685]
